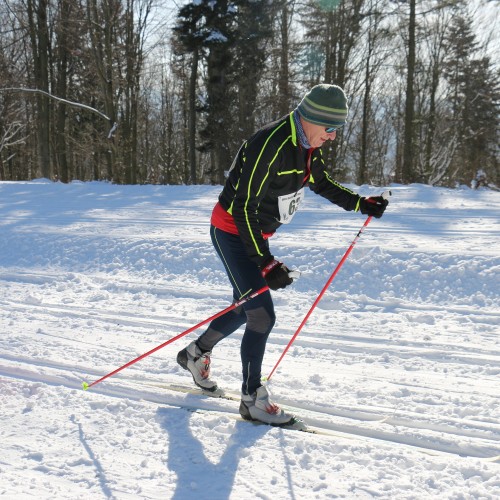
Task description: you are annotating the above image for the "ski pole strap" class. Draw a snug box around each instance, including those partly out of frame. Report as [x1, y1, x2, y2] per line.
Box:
[83, 285, 269, 390]
[266, 216, 373, 381]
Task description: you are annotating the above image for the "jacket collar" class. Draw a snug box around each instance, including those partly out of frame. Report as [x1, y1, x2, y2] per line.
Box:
[291, 110, 311, 149]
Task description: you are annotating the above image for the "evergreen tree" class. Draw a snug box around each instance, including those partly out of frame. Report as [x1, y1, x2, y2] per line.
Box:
[172, 1, 206, 183]
[233, 0, 274, 143]
[203, 0, 238, 184]
[174, 0, 273, 184]
[443, 15, 499, 185]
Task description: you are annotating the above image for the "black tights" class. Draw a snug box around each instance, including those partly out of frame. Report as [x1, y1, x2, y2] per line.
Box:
[196, 226, 276, 395]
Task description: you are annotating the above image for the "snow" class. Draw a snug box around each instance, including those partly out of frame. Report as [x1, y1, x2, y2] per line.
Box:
[0, 180, 499, 499]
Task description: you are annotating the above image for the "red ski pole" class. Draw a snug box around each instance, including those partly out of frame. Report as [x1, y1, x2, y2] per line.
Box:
[266, 190, 390, 381]
[83, 285, 269, 390]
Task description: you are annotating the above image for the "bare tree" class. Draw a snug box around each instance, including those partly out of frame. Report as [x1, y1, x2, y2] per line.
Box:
[0, 121, 26, 180]
[401, 0, 416, 184]
[26, 0, 51, 179]
[86, 0, 120, 181]
[357, 0, 392, 185]
[172, 2, 204, 184]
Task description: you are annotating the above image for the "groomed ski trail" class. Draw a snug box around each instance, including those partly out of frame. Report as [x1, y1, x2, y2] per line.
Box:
[1, 358, 499, 462]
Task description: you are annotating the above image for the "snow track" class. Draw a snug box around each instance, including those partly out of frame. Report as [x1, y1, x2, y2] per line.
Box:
[0, 354, 498, 462]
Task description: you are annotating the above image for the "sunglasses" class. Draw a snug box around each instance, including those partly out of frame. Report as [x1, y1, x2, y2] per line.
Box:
[325, 126, 337, 133]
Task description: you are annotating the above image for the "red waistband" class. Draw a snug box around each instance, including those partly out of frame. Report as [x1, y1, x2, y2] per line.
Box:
[210, 202, 274, 239]
[211, 202, 239, 235]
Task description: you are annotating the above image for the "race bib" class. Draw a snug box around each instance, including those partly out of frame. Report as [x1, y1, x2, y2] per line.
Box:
[277, 188, 305, 224]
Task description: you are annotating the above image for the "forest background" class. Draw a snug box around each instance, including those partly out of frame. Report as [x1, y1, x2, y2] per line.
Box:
[0, 0, 498, 188]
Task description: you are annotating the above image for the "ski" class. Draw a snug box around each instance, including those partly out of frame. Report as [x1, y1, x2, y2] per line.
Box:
[117, 379, 500, 460]
[144, 381, 315, 433]
[185, 406, 314, 433]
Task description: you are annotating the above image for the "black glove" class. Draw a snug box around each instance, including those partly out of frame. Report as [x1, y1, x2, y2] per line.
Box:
[261, 259, 293, 290]
[359, 196, 389, 218]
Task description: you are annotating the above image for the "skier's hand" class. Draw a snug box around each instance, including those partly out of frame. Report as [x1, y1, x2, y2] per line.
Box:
[359, 196, 389, 218]
[261, 259, 294, 290]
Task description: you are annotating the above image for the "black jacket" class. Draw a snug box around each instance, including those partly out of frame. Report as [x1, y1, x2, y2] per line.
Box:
[218, 112, 361, 266]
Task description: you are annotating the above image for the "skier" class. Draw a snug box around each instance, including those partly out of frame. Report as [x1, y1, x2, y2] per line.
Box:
[177, 84, 388, 425]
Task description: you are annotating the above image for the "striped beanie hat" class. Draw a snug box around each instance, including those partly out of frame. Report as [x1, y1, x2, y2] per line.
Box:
[296, 84, 349, 128]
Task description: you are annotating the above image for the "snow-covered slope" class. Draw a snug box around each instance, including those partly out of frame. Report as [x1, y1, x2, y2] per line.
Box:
[0, 180, 499, 499]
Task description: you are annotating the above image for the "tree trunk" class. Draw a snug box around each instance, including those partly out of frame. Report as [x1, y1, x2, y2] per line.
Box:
[54, 0, 71, 183]
[188, 49, 199, 184]
[277, 4, 290, 116]
[27, 0, 51, 180]
[206, 44, 232, 185]
[87, 0, 117, 182]
[402, 0, 416, 184]
[358, 23, 375, 186]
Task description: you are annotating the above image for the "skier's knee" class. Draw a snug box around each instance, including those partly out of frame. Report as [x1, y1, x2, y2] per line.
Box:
[245, 306, 276, 334]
